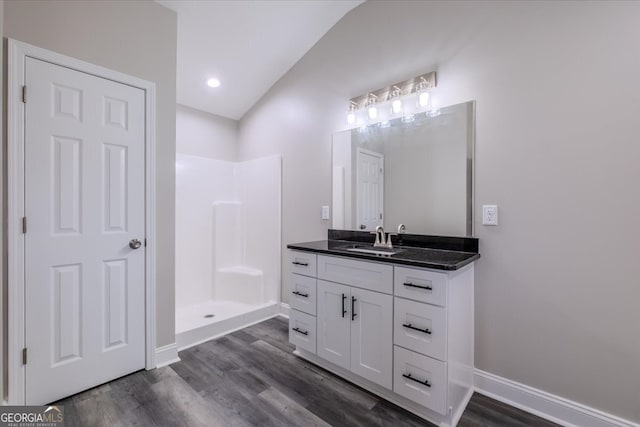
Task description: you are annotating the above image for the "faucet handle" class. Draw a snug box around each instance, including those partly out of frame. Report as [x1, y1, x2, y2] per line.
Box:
[385, 232, 393, 249]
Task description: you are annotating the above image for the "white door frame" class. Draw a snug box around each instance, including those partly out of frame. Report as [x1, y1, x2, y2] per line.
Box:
[6, 39, 157, 404]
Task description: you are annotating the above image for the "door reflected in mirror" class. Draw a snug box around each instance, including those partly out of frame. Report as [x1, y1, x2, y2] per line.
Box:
[332, 101, 475, 237]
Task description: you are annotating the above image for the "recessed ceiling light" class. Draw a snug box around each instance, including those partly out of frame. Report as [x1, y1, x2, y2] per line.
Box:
[207, 78, 221, 88]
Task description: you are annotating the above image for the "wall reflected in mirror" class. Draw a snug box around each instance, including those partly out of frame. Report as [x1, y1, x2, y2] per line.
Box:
[332, 101, 475, 237]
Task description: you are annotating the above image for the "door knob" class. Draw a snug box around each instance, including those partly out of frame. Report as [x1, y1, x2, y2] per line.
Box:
[129, 239, 142, 250]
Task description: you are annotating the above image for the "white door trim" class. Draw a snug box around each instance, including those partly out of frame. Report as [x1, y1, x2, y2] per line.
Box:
[7, 39, 157, 404]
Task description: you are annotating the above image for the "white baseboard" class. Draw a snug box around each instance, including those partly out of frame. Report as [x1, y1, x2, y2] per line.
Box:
[155, 343, 180, 368]
[278, 302, 290, 318]
[474, 369, 639, 427]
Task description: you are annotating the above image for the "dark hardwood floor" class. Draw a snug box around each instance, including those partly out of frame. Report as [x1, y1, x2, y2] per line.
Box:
[56, 317, 558, 426]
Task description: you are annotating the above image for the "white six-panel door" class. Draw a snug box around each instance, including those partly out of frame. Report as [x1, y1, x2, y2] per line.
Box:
[24, 57, 146, 404]
[356, 148, 383, 231]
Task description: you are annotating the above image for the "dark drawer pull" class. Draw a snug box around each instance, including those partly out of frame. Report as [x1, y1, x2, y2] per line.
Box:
[342, 293, 347, 318]
[402, 373, 431, 388]
[402, 323, 431, 335]
[292, 291, 309, 298]
[351, 296, 357, 321]
[292, 327, 308, 336]
[403, 282, 432, 291]
[292, 261, 309, 266]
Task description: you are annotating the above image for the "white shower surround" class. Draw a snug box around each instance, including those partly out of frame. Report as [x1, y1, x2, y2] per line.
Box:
[175, 153, 281, 344]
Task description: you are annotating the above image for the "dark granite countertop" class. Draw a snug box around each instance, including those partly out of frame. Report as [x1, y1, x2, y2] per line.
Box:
[287, 239, 480, 271]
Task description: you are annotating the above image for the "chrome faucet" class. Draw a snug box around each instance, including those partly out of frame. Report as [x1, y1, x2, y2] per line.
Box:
[373, 225, 393, 249]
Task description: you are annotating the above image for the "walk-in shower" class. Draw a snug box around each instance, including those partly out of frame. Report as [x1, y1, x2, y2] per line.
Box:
[175, 154, 281, 349]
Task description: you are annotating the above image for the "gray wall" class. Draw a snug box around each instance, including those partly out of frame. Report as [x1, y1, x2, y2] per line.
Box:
[2, 0, 178, 352]
[176, 104, 238, 160]
[238, 1, 640, 423]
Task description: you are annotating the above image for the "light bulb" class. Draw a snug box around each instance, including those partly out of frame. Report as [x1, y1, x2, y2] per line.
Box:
[418, 91, 430, 107]
[391, 99, 403, 115]
[207, 78, 221, 88]
[367, 105, 378, 120]
[390, 87, 403, 115]
[365, 95, 378, 121]
[346, 103, 357, 125]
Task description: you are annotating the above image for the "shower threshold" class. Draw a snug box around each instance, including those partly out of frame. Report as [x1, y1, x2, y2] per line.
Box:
[175, 300, 280, 351]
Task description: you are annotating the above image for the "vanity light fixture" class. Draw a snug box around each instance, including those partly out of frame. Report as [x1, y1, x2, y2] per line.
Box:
[344, 71, 436, 129]
[416, 77, 430, 108]
[366, 94, 378, 121]
[390, 86, 403, 115]
[346, 102, 357, 125]
[206, 77, 221, 88]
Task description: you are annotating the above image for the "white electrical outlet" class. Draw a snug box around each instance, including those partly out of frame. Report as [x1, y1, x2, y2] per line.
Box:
[482, 205, 498, 225]
[321, 205, 330, 220]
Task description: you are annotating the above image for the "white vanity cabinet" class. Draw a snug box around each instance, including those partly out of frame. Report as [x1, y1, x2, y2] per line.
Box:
[317, 279, 393, 388]
[288, 249, 475, 427]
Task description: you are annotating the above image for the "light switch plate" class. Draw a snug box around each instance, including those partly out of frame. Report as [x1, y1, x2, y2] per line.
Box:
[482, 205, 498, 225]
[321, 205, 330, 220]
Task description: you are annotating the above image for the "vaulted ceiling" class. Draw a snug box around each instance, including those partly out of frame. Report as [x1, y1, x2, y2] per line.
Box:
[157, 0, 364, 120]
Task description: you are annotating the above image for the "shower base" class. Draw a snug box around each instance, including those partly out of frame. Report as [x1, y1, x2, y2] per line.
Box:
[175, 299, 280, 350]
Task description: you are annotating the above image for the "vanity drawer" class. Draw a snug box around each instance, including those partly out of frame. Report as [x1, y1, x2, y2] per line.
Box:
[317, 255, 393, 294]
[288, 250, 317, 277]
[289, 310, 316, 354]
[393, 346, 447, 415]
[394, 266, 447, 307]
[289, 274, 317, 316]
[394, 297, 447, 361]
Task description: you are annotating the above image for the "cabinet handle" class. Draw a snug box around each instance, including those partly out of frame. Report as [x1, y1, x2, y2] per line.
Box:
[292, 291, 309, 298]
[341, 293, 347, 318]
[402, 373, 431, 388]
[292, 327, 308, 336]
[402, 323, 431, 335]
[351, 296, 357, 321]
[292, 261, 309, 266]
[403, 282, 432, 291]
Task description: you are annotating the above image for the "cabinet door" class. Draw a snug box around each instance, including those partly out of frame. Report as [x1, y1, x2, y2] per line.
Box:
[350, 288, 393, 389]
[317, 280, 351, 370]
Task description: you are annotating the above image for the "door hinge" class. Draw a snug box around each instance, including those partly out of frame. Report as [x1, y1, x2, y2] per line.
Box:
[22, 348, 27, 365]
[22, 217, 27, 234]
[22, 86, 27, 103]
[144, 238, 147, 247]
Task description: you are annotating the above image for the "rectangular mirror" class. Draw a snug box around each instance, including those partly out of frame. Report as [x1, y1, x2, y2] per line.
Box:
[332, 100, 475, 237]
